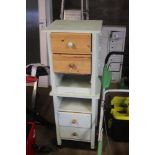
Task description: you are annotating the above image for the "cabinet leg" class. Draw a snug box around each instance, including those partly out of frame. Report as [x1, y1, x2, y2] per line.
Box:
[57, 137, 62, 146]
[91, 98, 97, 149]
[55, 126, 61, 146]
[91, 141, 95, 149]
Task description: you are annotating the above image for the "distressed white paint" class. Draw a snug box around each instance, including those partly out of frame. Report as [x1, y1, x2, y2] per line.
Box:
[45, 20, 102, 149]
[45, 20, 102, 33]
[50, 91, 100, 99]
[90, 98, 98, 149]
[91, 33, 100, 96]
[52, 96, 62, 145]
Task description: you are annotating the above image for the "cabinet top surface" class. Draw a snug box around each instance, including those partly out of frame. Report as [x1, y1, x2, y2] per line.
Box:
[45, 20, 103, 33]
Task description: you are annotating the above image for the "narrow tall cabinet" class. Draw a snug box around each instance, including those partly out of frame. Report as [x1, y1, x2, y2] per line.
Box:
[45, 20, 103, 149]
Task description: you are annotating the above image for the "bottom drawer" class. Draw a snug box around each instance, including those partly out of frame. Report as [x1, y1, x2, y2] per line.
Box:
[59, 126, 91, 141]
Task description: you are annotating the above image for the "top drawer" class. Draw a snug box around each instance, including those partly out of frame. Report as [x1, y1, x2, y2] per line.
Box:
[50, 33, 91, 54]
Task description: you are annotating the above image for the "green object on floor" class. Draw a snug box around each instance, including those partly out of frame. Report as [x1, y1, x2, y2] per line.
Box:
[97, 141, 103, 155]
[102, 64, 112, 89]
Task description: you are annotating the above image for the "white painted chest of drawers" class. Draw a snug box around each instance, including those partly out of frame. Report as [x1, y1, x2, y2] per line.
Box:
[45, 20, 102, 149]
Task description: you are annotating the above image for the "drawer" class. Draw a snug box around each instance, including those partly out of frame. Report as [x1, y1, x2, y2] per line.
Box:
[53, 54, 91, 74]
[51, 33, 91, 54]
[60, 126, 91, 141]
[58, 112, 91, 128]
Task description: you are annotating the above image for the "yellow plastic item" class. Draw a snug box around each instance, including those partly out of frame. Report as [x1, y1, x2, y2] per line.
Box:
[111, 96, 129, 120]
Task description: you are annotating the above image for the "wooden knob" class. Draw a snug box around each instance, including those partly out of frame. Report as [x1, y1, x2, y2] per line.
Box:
[67, 41, 74, 48]
[72, 132, 78, 137]
[68, 63, 76, 70]
[71, 119, 77, 124]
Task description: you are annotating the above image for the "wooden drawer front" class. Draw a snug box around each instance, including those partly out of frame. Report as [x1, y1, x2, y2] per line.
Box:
[60, 126, 91, 141]
[53, 54, 91, 74]
[58, 112, 91, 128]
[51, 33, 91, 54]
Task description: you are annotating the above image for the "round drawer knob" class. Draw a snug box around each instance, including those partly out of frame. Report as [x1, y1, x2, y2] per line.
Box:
[71, 119, 77, 124]
[68, 63, 76, 70]
[72, 132, 78, 137]
[67, 41, 74, 48]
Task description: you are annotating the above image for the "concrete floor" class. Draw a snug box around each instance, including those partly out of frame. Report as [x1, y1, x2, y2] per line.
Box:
[26, 86, 129, 155]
